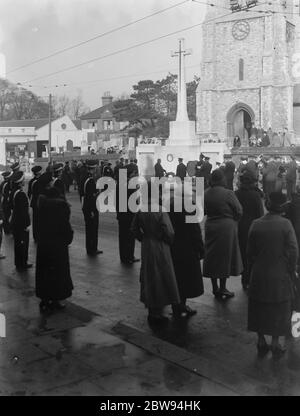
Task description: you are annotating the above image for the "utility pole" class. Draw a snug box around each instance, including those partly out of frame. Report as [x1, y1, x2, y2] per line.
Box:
[48, 93, 52, 163]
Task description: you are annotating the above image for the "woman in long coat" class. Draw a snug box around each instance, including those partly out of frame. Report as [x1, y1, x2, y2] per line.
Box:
[168, 187, 204, 317]
[247, 192, 298, 357]
[235, 172, 264, 290]
[131, 188, 180, 324]
[36, 185, 74, 312]
[203, 169, 243, 299]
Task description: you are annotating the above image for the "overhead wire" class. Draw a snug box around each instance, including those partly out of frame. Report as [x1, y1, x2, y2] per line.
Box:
[7, 0, 190, 75]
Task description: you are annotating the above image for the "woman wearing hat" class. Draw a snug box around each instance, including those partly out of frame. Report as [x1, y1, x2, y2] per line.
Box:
[247, 192, 298, 357]
[131, 181, 180, 324]
[235, 172, 264, 290]
[203, 169, 243, 298]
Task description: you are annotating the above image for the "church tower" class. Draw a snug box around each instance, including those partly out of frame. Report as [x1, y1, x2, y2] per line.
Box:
[196, 0, 296, 144]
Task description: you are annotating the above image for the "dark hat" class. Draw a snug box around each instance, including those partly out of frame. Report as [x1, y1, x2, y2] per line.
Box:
[11, 161, 20, 171]
[38, 172, 53, 186]
[267, 192, 287, 213]
[210, 169, 226, 186]
[1, 171, 13, 179]
[11, 171, 24, 184]
[86, 160, 98, 168]
[31, 165, 42, 174]
[178, 158, 183, 162]
[53, 163, 63, 172]
[240, 171, 256, 185]
[240, 156, 248, 161]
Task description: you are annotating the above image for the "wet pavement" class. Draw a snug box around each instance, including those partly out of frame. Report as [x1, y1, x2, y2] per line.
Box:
[1, 189, 300, 395]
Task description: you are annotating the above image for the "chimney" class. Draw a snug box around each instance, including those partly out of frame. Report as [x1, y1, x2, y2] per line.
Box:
[102, 91, 113, 106]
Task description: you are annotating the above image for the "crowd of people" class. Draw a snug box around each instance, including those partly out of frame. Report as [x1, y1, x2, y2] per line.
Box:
[0, 151, 300, 359]
[233, 123, 294, 148]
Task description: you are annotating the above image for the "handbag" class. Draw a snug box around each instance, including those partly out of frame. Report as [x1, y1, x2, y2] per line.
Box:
[291, 272, 300, 312]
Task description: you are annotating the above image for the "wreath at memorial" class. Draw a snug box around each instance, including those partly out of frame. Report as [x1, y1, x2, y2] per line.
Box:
[167, 154, 173, 162]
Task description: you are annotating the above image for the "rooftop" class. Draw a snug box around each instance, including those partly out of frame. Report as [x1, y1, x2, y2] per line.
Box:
[0, 118, 50, 129]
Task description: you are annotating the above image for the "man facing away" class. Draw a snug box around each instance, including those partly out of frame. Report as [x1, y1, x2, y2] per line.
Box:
[176, 158, 187, 181]
[28, 165, 43, 242]
[80, 160, 103, 256]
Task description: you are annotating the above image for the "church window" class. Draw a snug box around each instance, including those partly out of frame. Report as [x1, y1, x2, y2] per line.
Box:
[239, 58, 244, 81]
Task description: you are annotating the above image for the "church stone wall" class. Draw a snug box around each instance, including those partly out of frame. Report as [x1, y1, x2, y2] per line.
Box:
[197, 88, 260, 138]
[197, 6, 296, 140]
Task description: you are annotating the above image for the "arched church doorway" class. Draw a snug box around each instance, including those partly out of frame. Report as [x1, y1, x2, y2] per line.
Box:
[227, 103, 255, 146]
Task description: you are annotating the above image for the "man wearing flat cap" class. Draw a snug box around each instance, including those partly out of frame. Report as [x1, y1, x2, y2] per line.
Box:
[9, 171, 32, 271]
[28, 166, 43, 242]
[0, 171, 13, 234]
[52, 163, 65, 197]
[80, 160, 103, 256]
[176, 158, 187, 181]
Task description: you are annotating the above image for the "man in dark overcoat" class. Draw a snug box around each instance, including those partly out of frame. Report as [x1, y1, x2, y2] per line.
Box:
[36, 186, 74, 312]
[201, 157, 212, 189]
[10, 171, 31, 271]
[52, 163, 65, 197]
[223, 155, 236, 190]
[154, 159, 166, 179]
[176, 158, 187, 181]
[0, 171, 13, 234]
[28, 165, 43, 242]
[195, 153, 205, 177]
[168, 189, 204, 317]
[116, 182, 139, 265]
[80, 160, 102, 256]
[286, 156, 297, 200]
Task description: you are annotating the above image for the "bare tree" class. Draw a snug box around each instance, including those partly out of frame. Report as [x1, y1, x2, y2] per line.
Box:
[53, 94, 71, 117]
[68, 92, 89, 120]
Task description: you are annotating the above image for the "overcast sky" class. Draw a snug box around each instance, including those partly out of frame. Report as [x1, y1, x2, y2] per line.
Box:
[0, 0, 207, 109]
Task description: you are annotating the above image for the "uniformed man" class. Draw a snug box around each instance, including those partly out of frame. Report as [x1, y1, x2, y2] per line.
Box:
[80, 160, 103, 256]
[202, 157, 213, 189]
[28, 165, 43, 242]
[0, 171, 13, 234]
[10, 171, 32, 271]
[116, 182, 139, 265]
[52, 163, 65, 197]
[176, 158, 187, 181]
[195, 153, 205, 177]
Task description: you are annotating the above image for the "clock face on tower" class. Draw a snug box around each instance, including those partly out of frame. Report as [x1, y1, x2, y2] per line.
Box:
[232, 20, 250, 40]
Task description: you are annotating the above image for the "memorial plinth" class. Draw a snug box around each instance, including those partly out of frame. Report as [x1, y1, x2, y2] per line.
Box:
[136, 38, 229, 176]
